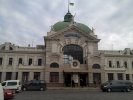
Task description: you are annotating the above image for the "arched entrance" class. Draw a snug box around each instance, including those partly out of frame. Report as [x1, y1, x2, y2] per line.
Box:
[62, 44, 88, 87]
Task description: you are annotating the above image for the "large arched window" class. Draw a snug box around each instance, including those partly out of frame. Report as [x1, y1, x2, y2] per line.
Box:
[62, 44, 83, 64]
[50, 63, 59, 68]
[92, 64, 101, 69]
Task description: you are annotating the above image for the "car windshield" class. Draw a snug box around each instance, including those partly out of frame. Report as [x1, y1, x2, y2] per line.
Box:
[103, 81, 109, 85]
[7, 82, 17, 86]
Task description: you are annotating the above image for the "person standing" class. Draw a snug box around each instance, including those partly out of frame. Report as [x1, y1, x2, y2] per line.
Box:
[72, 80, 75, 87]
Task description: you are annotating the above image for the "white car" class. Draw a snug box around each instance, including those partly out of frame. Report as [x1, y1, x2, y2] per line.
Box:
[0, 83, 4, 100]
[2, 80, 21, 92]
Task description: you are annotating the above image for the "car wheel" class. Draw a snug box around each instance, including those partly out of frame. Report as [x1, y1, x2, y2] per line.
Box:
[23, 87, 27, 91]
[126, 88, 130, 92]
[107, 88, 111, 92]
[40, 87, 44, 91]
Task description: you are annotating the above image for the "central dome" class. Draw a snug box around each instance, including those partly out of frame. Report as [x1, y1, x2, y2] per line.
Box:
[52, 12, 92, 33]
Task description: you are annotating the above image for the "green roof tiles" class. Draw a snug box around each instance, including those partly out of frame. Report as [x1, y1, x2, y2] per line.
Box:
[52, 12, 92, 33]
[53, 21, 92, 33]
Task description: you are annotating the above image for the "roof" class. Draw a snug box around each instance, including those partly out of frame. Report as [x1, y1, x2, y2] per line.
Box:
[52, 12, 92, 33]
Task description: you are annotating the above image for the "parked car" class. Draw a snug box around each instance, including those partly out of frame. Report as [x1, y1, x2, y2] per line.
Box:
[4, 89, 15, 100]
[22, 80, 46, 91]
[2, 80, 21, 93]
[0, 83, 4, 100]
[101, 80, 132, 92]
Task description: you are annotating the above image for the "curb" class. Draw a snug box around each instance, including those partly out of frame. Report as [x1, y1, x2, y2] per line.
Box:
[47, 87, 101, 91]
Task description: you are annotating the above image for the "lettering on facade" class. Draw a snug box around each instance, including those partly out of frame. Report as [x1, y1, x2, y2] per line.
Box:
[64, 32, 81, 38]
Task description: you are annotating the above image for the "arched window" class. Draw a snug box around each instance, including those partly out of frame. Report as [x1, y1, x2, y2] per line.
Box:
[62, 44, 83, 64]
[9, 47, 13, 50]
[92, 64, 101, 69]
[50, 63, 59, 68]
[1, 46, 5, 50]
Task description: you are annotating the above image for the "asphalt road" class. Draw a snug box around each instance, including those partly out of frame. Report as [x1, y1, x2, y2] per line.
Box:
[13, 90, 133, 100]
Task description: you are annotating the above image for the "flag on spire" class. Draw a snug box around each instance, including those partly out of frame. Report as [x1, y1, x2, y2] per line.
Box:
[69, 2, 74, 6]
[68, 0, 74, 12]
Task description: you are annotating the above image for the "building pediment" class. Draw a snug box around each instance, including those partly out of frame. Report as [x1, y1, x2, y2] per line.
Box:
[45, 25, 100, 42]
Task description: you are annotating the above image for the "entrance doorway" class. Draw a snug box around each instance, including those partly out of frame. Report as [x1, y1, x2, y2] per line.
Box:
[64, 73, 88, 87]
[93, 73, 101, 86]
[79, 73, 88, 87]
[64, 73, 71, 87]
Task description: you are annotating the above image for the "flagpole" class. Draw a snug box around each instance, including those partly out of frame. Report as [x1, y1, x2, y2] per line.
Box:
[68, 0, 70, 12]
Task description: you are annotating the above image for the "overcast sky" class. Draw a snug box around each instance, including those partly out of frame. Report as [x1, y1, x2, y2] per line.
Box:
[0, 0, 133, 50]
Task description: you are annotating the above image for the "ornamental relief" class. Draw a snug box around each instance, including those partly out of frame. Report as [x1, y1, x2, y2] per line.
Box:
[49, 55, 59, 62]
[59, 38, 87, 52]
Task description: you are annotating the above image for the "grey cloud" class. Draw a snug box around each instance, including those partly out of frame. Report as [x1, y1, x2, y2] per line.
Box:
[0, 0, 133, 50]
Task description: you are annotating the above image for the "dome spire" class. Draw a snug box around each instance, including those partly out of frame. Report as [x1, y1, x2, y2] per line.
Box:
[64, 12, 73, 22]
[64, 0, 74, 22]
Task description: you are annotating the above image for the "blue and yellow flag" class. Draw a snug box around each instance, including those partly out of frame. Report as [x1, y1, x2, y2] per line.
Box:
[69, 3, 74, 6]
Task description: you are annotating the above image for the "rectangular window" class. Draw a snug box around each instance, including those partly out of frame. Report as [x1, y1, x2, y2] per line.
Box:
[0, 57, 3, 65]
[108, 73, 114, 81]
[117, 73, 123, 80]
[15, 72, 18, 80]
[38, 59, 42, 66]
[18, 58, 23, 65]
[50, 72, 59, 83]
[109, 61, 112, 68]
[124, 61, 127, 68]
[9, 58, 13, 65]
[6, 72, 12, 80]
[126, 74, 129, 80]
[34, 72, 40, 80]
[28, 58, 32, 65]
[0, 72, 2, 82]
[116, 61, 120, 68]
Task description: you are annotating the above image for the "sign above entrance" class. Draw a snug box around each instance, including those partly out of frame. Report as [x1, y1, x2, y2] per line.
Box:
[64, 32, 81, 38]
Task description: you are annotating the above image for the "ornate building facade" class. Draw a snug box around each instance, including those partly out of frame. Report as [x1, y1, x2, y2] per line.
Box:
[0, 11, 133, 87]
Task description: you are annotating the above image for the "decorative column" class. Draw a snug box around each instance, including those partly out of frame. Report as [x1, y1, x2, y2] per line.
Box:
[40, 72, 44, 80]
[18, 72, 22, 82]
[88, 72, 93, 86]
[11, 72, 16, 80]
[129, 74, 133, 82]
[114, 73, 117, 80]
[29, 72, 33, 80]
[123, 73, 126, 80]
[1, 72, 6, 82]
